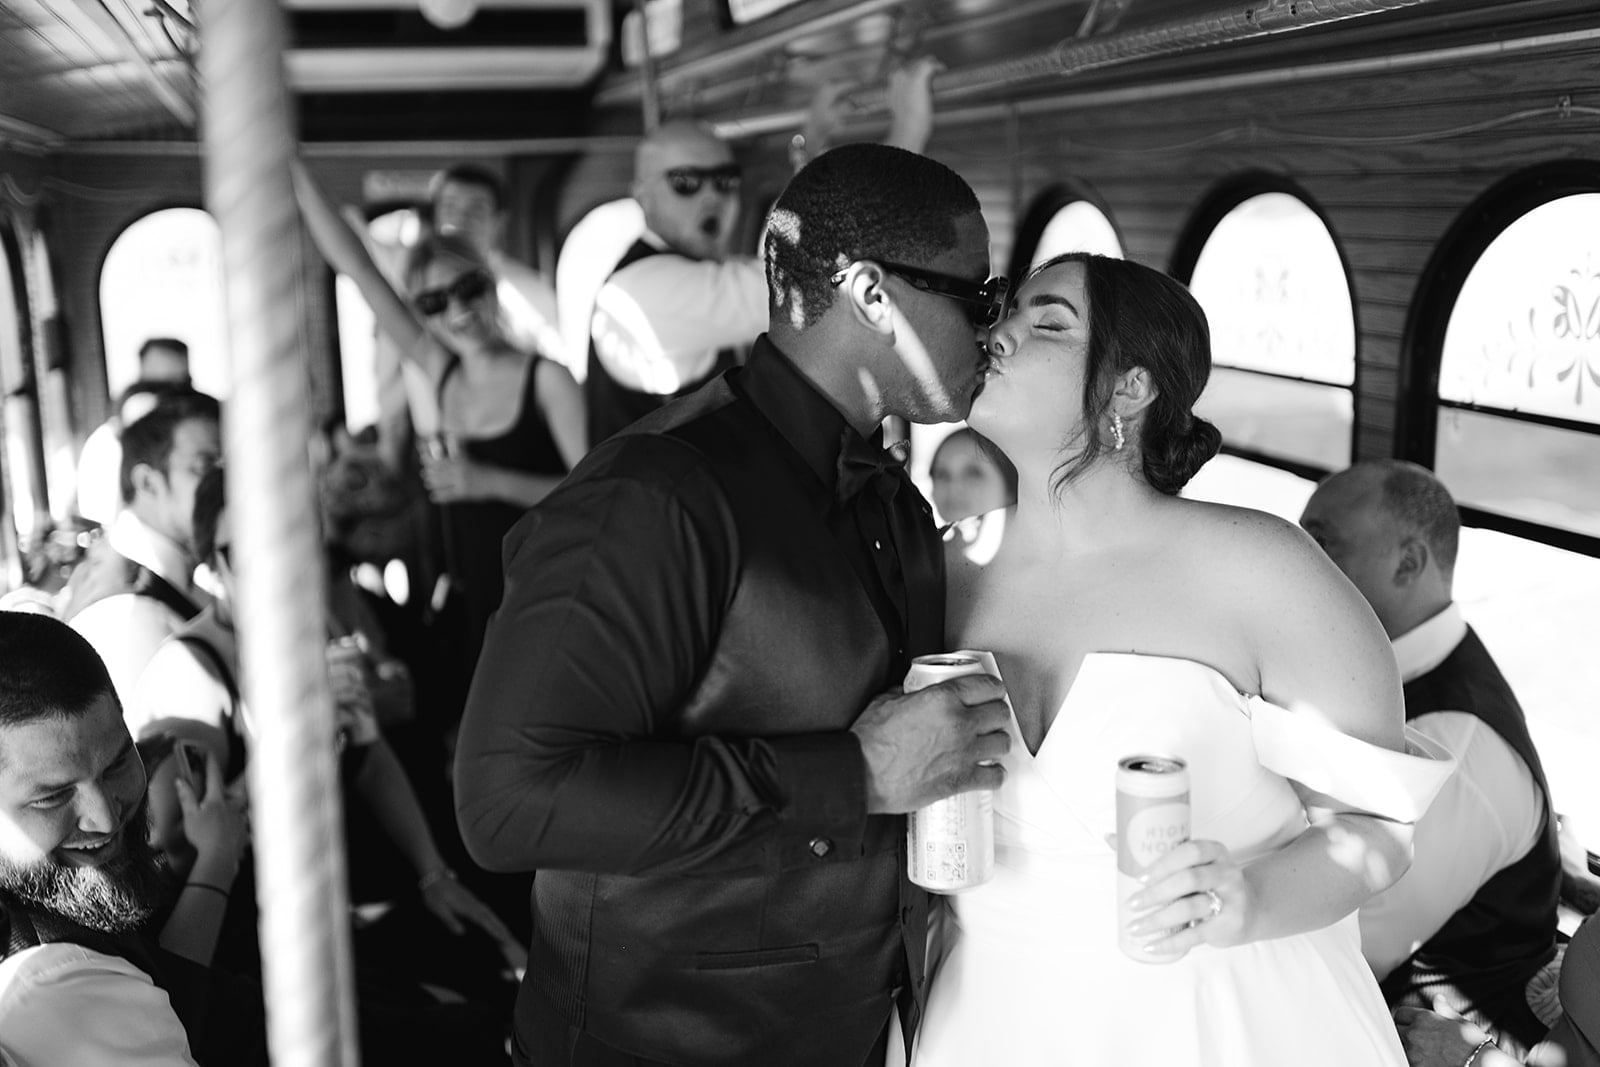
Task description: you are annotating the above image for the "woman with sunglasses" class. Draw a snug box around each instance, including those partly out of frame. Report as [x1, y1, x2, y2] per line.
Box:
[913, 254, 1455, 1067]
[292, 161, 586, 678]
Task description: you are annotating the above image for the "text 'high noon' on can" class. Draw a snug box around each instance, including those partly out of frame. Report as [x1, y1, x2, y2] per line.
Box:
[905, 653, 996, 894]
[1116, 754, 1190, 962]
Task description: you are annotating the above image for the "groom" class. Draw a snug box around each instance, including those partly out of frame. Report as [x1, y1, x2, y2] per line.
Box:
[456, 142, 1013, 1067]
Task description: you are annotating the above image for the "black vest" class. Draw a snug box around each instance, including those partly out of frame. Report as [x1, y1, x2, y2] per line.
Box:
[584, 240, 740, 447]
[1384, 625, 1562, 1049]
[524, 369, 941, 1065]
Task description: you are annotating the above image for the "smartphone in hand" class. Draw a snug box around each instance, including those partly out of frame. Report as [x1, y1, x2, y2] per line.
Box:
[174, 739, 208, 796]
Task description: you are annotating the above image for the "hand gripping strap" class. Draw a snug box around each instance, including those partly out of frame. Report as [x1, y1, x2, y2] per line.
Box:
[1247, 697, 1456, 824]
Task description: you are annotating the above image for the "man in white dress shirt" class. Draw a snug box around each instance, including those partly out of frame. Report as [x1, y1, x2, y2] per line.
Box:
[66, 393, 220, 709]
[582, 121, 772, 445]
[585, 60, 941, 447]
[1300, 459, 1562, 1052]
[74, 338, 193, 528]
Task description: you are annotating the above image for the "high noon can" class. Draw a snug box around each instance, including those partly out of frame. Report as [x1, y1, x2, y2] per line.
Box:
[905, 653, 996, 894]
[1116, 754, 1191, 962]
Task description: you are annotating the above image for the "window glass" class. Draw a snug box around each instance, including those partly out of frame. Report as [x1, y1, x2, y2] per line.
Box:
[99, 208, 229, 398]
[1439, 194, 1600, 422]
[1435, 409, 1600, 538]
[1189, 192, 1354, 384]
[555, 198, 645, 384]
[1029, 201, 1122, 269]
[1192, 366, 1352, 471]
[1433, 193, 1600, 538]
[1187, 191, 1354, 469]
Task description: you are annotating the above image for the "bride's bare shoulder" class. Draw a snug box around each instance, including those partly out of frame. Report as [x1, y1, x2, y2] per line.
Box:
[1174, 499, 1333, 588]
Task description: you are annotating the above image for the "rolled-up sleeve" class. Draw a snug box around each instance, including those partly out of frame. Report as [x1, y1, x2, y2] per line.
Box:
[454, 437, 869, 878]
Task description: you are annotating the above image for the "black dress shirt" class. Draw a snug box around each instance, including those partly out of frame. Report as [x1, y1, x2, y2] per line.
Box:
[454, 335, 944, 1065]
[456, 337, 940, 875]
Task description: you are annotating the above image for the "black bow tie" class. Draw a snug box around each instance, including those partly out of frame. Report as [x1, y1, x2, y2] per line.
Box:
[836, 430, 906, 503]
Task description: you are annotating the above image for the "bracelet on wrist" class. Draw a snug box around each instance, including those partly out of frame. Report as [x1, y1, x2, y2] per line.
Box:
[1463, 1037, 1496, 1067]
[184, 881, 230, 898]
[417, 867, 456, 893]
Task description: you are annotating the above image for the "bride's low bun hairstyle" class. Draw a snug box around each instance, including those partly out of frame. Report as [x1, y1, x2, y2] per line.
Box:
[1035, 253, 1221, 497]
[1143, 413, 1222, 495]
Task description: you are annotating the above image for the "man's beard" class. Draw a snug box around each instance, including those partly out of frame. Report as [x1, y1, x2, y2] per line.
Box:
[0, 798, 172, 934]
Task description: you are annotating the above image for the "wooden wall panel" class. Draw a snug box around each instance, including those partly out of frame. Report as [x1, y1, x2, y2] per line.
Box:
[924, 39, 1600, 464]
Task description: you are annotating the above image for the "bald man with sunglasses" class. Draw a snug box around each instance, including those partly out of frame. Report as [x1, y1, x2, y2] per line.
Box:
[585, 61, 939, 448]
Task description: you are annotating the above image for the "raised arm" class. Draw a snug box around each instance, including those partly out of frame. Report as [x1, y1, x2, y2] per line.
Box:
[290, 159, 445, 382]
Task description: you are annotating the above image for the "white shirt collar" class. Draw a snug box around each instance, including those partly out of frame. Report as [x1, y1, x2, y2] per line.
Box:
[1391, 602, 1467, 683]
[107, 509, 195, 594]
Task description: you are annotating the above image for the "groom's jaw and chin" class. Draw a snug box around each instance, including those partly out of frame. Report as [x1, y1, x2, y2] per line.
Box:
[0, 794, 171, 934]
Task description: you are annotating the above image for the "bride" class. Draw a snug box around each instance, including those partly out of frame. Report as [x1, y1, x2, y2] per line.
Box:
[912, 254, 1454, 1065]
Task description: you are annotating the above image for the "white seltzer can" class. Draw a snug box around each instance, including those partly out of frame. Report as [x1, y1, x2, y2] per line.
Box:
[1116, 754, 1191, 962]
[904, 653, 996, 893]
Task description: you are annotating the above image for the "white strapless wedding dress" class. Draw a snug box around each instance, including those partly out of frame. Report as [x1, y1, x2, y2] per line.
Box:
[912, 653, 1454, 1067]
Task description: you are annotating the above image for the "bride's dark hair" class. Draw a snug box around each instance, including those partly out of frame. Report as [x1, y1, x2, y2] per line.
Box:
[1035, 253, 1223, 496]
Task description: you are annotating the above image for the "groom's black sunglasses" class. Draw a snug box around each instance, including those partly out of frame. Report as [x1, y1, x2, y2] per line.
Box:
[830, 260, 1011, 329]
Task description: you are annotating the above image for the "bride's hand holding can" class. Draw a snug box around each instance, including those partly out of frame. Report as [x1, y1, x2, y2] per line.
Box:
[1122, 838, 1254, 959]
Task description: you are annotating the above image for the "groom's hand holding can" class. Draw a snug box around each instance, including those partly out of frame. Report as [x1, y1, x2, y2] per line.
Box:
[850, 664, 1010, 818]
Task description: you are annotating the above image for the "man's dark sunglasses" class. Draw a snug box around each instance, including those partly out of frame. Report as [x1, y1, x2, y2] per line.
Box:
[664, 165, 742, 197]
[830, 260, 1011, 329]
[412, 269, 494, 317]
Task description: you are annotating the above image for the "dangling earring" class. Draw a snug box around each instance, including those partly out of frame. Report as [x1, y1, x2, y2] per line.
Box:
[1111, 412, 1125, 452]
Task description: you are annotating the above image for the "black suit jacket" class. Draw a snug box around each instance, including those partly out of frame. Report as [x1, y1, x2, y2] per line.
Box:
[456, 339, 942, 1065]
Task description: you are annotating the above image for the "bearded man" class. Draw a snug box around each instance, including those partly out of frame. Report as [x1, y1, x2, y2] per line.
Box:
[0, 613, 260, 1067]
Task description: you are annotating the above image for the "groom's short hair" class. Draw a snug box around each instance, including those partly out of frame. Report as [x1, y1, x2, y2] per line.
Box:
[763, 144, 981, 329]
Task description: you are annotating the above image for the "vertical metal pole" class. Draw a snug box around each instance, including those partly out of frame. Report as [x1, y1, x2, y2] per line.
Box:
[635, 0, 662, 131]
[200, 1, 360, 1065]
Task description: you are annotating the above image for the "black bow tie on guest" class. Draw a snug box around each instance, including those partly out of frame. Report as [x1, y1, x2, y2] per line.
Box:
[836, 429, 906, 503]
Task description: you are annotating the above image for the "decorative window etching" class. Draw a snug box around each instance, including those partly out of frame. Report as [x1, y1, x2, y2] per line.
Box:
[1030, 201, 1123, 269]
[1188, 192, 1355, 386]
[1440, 193, 1600, 424]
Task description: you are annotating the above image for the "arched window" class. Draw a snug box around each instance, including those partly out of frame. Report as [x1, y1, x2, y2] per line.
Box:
[1403, 166, 1600, 834]
[1176, 185, 1356, 476]
[1029, 201, 1123, 269]
[1007, 184, 1122, 280]
[99, 207, 229, 398]
[555, 198, 645, 383]
[1430, 192, 1600, 543]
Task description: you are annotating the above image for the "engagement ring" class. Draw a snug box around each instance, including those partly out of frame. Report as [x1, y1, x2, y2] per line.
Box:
[1204, 888, 1223, 920]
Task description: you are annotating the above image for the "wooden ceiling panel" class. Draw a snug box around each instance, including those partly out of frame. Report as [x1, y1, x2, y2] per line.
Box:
[0, 0, 185, 143]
